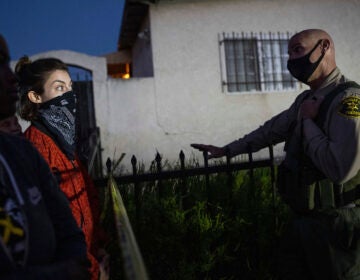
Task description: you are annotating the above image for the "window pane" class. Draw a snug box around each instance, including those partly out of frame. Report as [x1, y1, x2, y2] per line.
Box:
[225, 41, 240, 92]
[224, 38, 260, 92]
[261, 41, 274, 90]
[243, 39, 259, 91]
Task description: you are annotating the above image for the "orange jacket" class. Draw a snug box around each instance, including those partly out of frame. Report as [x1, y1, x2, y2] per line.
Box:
[25, 125, 100, 280]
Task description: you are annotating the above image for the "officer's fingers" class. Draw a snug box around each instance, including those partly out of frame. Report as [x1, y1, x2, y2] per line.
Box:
[191, 143, 208, 151]
[190, 143, 203, 149]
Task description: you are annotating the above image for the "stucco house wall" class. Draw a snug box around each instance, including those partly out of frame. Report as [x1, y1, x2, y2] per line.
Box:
[14, 0, 360, 171]
[115, 0, 360, 167]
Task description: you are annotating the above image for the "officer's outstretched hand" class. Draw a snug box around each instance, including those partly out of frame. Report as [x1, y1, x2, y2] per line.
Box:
[190, 144, 226, 159]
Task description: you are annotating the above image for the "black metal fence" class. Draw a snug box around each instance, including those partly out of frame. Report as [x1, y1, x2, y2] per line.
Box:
[94, 145, 286, 279]
[94, 145, 278, 223]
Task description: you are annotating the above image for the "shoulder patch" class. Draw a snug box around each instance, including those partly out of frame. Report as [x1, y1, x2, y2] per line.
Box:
[338, 96, 360, 118]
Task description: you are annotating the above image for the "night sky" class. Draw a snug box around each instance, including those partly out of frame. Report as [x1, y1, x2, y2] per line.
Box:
[0, 0, 125, 60]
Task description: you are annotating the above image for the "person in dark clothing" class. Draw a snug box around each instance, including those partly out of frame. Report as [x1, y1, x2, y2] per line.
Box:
[0, 34, 90, 279]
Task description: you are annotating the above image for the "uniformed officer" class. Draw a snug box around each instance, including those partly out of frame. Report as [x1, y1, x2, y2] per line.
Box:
[191, 29, 360, 279]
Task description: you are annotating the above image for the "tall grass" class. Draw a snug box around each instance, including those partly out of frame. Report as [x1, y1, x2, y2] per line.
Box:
[101, 158, 291, 280]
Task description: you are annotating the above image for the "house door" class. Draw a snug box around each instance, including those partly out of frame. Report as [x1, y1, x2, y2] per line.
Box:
[69, 65, 103, 179]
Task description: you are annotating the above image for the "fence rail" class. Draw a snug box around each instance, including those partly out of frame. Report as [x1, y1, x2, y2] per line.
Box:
[94, 145, 276, 187]
[94, 145, 278, 226]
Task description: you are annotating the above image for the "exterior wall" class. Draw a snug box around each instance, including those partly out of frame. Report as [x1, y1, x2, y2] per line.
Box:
[14, 0, 360, 170]
[143, 0, 360, 164]
[102, 77, 164, 172]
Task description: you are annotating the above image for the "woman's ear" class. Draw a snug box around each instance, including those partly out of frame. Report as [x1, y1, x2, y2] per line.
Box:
[27, 91, 42, 104]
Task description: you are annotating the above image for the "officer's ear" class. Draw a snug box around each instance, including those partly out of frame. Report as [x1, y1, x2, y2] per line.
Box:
[27, 91, 42, 104]
[321, 39, 330, 53]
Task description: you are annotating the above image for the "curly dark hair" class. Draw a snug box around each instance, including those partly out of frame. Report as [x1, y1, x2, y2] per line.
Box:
[15, 56, 68, 121]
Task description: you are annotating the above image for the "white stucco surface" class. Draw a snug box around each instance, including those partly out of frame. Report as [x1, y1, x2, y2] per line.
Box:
[14, 0, 360, 171]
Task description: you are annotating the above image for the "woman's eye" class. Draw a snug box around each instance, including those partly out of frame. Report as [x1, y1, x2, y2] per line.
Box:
[56, 85, 64, 91]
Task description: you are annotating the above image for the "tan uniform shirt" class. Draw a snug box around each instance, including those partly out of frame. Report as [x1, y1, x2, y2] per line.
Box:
[225, 68, 360, 184]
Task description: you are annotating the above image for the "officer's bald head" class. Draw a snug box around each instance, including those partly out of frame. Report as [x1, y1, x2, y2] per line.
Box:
[291, 29, 334, 49]
[288, 29, 337, 87]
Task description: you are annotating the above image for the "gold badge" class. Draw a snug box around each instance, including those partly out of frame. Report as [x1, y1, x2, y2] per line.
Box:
[338, 96, 360, 118]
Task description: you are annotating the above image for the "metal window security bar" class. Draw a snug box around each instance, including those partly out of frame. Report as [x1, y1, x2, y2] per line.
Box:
[219, 31, 300, 93]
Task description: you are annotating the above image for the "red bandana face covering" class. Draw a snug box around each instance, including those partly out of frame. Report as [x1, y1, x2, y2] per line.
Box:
[37, 91, 77, 160]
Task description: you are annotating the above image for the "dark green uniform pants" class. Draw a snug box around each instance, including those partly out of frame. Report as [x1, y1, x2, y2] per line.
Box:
[277, 207, 360, 280]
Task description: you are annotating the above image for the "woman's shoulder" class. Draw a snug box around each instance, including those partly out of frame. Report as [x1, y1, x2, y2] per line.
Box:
[25, 125, 55, 146]
[24, 125, 63, 160]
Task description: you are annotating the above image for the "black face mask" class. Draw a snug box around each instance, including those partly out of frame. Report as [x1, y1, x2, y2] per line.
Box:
[287, 40, 324, 83]
[38, 91, 77, 159]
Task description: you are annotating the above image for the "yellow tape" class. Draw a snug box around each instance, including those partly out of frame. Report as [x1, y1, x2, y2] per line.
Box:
[108, 176, 149, 280]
